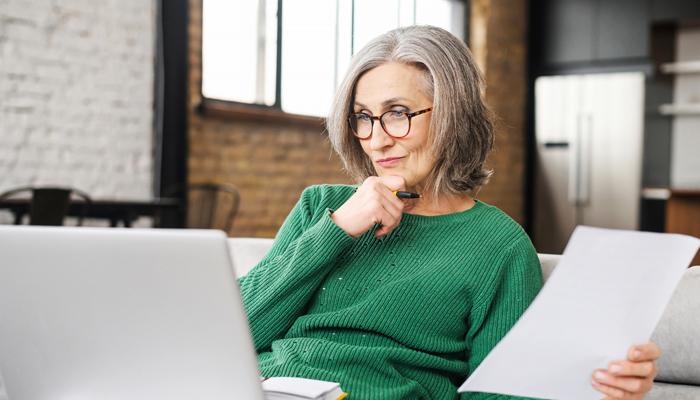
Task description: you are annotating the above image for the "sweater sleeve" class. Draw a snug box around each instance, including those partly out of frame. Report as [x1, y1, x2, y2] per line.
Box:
[238, 186, 355, 352]
[459, 236, 544, 400]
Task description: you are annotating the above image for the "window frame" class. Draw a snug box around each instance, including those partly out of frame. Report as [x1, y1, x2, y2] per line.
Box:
[197, 0, 469, 127]
[199, 0, 322, 126]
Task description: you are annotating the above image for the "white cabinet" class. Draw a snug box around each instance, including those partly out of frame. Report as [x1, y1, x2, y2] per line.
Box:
[665, 27, 700, 188]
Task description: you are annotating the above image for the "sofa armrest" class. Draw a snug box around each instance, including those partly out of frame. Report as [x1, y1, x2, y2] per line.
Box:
[651, 265, 700, 386]
[227, 237, 275, 278]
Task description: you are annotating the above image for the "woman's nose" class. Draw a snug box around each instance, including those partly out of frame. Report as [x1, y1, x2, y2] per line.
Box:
[369, 120, 394, 150]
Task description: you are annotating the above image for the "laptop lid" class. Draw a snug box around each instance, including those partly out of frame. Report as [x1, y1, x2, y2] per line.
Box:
[0, 226, 265, 400]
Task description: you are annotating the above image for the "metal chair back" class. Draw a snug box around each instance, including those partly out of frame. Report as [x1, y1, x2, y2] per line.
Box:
[163, 183, 241, 234]
[0, 187, 91, 226]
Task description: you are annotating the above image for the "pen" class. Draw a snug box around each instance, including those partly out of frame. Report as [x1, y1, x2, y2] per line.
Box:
[354, 187, 421, 199]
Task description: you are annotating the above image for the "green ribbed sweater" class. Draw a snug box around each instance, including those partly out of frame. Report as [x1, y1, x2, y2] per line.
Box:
[239, 185, 543, 400]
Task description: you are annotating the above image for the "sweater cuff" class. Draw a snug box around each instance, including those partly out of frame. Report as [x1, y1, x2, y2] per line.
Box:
[297, 208, 355, 262]
[315, 208, 355, 252]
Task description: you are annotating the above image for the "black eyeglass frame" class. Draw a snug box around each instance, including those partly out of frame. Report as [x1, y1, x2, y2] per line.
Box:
[347, 107, 433, 140]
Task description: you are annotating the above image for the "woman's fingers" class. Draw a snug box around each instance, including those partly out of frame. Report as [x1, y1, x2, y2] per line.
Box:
[373, 192, 404, 238]
[628, 343, 660, 362]
[591, 378, 651, 400]
[606, 360, 657, 378]
[590, 342, 660, 400]
[592, 369, 653, 393]
[364, 180, 404, 219]
[361, 176, 405, 238]
[330, 176, 406, 239]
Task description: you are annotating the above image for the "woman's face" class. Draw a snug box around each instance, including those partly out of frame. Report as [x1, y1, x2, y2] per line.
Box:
[353, 62, 434, 192]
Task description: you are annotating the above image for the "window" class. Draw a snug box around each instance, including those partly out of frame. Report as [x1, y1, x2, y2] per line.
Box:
[202, 0, 466, 118]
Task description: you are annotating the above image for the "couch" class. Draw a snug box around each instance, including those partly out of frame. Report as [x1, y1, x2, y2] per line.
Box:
[227, 238, 700, 399]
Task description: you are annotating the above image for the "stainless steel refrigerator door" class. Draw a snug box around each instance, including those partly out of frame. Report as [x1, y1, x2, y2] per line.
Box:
[533, 75, 581, 254]
[533, 73, 645, 254]
[580, 73, 645, 230]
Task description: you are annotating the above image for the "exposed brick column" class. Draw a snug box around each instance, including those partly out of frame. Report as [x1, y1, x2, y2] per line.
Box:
[469, 0, 529, 225]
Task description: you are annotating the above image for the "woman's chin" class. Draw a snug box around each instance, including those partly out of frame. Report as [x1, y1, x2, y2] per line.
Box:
[377, 172, 411, 184]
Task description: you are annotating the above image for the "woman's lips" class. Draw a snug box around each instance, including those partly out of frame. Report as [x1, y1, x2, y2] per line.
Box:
[376, 157, 404, 167]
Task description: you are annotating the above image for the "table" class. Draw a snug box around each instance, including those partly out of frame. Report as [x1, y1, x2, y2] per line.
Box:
[665, 188, 700, 267]
[642, 187, 700, 266]
[0, 198, 183, 228]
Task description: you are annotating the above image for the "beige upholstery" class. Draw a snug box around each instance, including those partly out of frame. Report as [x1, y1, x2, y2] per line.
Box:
[228, 238, 274, 278]
[537, 253, 560, 283]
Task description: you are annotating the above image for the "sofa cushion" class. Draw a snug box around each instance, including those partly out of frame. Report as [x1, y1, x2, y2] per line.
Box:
[227, 238, 274, 278]
[650, 265, 700, 385]
[537, 253, 560, 283]
[645, 381, 700, 400]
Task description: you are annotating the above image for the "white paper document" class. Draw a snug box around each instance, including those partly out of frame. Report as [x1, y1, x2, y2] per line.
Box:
[459, 226, 700, 400]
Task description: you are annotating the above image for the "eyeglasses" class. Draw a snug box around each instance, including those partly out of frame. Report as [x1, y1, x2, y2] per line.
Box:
[347, 107, 433, 140]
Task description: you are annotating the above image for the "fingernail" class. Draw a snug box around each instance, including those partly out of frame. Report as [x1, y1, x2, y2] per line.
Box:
[591, 379, 601, 387]
[594, 371, 607, 381]
[634, 350, 642, 360]
[610, 364, 622, 373]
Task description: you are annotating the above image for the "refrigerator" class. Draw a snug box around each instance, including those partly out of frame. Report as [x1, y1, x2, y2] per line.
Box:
[533, 72, 646, 254]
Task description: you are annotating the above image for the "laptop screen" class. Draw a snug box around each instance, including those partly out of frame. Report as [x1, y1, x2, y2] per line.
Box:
[0, 226, 264, 400]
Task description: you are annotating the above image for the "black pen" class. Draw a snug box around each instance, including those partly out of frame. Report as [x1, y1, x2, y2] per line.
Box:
[355, 187, 421, 199]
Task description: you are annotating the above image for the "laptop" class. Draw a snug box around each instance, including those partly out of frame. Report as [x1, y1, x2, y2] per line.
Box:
[0, 225, 265, 400]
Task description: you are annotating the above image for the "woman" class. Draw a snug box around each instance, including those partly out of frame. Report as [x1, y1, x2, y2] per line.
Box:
[239, 25, 658, 400]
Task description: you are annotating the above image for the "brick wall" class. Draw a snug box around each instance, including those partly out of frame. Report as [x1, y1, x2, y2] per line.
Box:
[188, 0, 349, 238]
[0, 0, 156, 224]
[187, 115, 350, 238]
[469, 0, 528, 225]
[187, 0, 528, 237]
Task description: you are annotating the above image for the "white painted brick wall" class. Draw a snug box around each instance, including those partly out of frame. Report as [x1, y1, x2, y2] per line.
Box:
[0, 0, 156, 224]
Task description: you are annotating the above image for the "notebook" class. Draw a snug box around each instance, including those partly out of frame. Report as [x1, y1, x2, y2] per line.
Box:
[262, 377, 346, 400]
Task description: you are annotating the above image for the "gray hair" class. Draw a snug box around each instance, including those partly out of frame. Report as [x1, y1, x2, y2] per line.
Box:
[326, 25, 494, 197]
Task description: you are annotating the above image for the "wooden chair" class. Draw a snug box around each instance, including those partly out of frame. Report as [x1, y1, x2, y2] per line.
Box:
[162, 183, 241, 234]
[0, 187, 91, 226]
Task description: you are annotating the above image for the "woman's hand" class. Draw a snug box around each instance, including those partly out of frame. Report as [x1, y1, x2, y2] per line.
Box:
[591, 342, 660, 400]
[330, 176, 406, 239]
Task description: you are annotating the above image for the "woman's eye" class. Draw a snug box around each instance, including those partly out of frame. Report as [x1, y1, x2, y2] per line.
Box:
[358, 113, 371, 121]
[392, 111, 404, 117]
